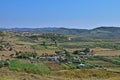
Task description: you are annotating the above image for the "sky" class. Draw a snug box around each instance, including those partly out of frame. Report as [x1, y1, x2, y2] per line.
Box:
[0, 0, 120, 29]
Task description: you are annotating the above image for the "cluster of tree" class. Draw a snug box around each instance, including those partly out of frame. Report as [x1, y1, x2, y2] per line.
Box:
[0, 45, 4, 50]
[27, 35, 38, 40]
[15, 52, 37, 59]
[0, 31, 4, 36]
[40, 33, 68, 41]
[0, 59, 10, 68]
[72, 48, 90, 55]
[16, 35, 35, 42]
[55, 49, 69, 55]
[0, 42, 12, 51]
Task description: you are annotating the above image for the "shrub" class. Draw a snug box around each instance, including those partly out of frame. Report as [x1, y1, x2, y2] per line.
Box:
[0, 61, 4, 68]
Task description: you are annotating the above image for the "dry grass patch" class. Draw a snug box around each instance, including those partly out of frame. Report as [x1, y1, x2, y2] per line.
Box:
[35, 49, 56, 55]
[50, 69, 120, 79]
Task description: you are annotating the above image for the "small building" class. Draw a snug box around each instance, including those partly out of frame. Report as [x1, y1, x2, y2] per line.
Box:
[78, 63, 85, 67]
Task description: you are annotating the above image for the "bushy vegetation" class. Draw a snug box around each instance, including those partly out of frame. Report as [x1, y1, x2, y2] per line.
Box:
[0, 60, 10, 68]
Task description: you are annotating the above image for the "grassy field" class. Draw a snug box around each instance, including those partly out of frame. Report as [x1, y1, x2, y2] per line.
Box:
[8, 59, 50, 75]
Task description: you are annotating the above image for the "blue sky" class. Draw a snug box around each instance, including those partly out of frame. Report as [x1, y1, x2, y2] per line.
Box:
[0, 0, 120, 29]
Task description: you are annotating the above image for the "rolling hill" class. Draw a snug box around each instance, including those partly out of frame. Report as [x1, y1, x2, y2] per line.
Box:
[1, 26, 120, 38]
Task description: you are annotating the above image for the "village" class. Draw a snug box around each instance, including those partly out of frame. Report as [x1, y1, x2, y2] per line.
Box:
[0, 40, 94, 68]
[10, 47, 94, 68]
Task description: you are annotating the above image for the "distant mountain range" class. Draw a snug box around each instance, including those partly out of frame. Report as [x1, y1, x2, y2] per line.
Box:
[1, 26, 120, 38]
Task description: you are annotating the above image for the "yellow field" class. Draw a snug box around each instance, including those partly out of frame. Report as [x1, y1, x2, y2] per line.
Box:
[92, 47, 120, 56]
[0, 68, 120, 80]
[50, 69, 120, 80]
